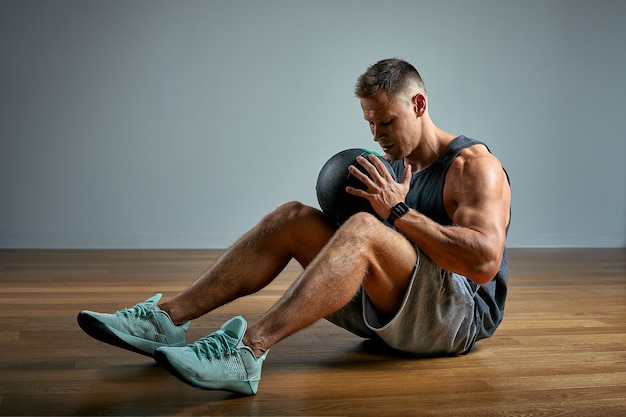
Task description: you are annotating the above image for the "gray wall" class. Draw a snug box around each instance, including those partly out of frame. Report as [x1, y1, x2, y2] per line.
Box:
[1, 0, 625, 249]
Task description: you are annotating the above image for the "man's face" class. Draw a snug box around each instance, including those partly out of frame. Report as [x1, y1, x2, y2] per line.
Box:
[360, 91, 417, 161]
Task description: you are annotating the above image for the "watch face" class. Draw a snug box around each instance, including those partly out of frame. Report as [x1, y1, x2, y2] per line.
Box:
[387, 202, 409, 225]
[393, 203, 409, 216]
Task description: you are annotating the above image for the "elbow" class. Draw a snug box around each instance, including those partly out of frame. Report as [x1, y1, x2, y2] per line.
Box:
[469, 268, 498, 286]
[466, 250, 502, 285]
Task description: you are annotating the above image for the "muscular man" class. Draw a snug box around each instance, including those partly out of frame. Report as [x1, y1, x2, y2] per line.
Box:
[78, 58, 511, 396]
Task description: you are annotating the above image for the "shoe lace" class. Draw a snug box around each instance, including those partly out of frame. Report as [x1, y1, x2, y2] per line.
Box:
[117, 302, 152, 319]
[190, 331, 236, 360]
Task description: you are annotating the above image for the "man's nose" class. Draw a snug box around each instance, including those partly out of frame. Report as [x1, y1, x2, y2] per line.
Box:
[372, 125, 384, 141]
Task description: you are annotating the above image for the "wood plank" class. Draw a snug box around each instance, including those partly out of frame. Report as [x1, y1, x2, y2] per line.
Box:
[0, 248, 624, 416]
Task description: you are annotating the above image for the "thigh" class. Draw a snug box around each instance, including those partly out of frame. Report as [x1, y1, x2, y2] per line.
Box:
[365, 253, 478, 355]
[329, 250, 478, 356]
[340, 212, 418, 320]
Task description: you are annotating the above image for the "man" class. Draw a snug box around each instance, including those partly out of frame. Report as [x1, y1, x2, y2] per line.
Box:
[78, 58, 511, 396]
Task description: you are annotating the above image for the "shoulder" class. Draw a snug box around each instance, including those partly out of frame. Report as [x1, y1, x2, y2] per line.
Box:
[448, 143, 503, 181]
[443, 143, 510, 218]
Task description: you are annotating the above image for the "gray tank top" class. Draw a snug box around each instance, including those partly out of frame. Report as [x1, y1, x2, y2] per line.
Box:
[388, 135, 509, 339]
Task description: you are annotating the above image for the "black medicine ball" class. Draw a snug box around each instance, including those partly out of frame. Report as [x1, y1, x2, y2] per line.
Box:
[316, 148, 397, 226]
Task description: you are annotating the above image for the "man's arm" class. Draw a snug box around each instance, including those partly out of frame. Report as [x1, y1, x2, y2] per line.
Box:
[394, 150, 510, 284]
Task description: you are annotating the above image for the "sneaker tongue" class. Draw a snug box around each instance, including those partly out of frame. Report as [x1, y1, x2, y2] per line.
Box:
[221, 316, 247, 345]
[145, 293, 163, 307]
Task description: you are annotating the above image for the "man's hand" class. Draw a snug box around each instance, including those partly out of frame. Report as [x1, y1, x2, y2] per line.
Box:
[345, 154, 412, 220]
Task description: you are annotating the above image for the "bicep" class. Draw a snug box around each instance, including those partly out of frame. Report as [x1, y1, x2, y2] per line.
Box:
[447, 154, 509, 251]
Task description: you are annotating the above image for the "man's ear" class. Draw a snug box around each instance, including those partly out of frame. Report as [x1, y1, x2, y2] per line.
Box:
[414, 93, 426, 116]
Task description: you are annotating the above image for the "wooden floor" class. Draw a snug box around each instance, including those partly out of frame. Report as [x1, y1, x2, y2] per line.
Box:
[0, 248, 625, 416]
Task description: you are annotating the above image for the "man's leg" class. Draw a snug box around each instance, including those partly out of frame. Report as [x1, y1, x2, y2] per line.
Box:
[77, 201, 335, 357]
[152, 210, 417, 395]
[242, 211, 418, 357]
[159, 201, 337, 324]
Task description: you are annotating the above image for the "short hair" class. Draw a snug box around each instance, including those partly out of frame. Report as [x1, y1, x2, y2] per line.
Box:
[355, 58, 426, 101]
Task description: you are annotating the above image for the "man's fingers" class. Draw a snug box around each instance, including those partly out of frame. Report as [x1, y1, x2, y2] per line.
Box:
[348, 164, 377, 189]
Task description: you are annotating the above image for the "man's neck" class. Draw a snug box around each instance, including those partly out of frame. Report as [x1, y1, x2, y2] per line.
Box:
[406, 127, 457, 172]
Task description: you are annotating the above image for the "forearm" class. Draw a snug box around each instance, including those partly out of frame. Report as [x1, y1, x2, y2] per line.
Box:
[393, 210, 503, 285]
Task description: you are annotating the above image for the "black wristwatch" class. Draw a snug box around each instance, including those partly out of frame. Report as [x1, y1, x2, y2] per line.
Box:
[387, 202, 410, 226]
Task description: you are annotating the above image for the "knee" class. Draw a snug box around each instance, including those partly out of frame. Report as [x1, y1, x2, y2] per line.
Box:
[341, 211, 384, 232]
[275, 201, 320, 220]
[335, 212, 386, 246]
[258, 202, 335, 262]
[262, 201, 326, 228]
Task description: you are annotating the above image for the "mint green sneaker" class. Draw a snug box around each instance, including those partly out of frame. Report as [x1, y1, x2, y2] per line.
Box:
[154, 316, 268, 396]
[77, 293, 190, 357]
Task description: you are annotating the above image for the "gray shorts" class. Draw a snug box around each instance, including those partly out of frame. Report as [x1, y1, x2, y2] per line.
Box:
[325, 249, 479, 356]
